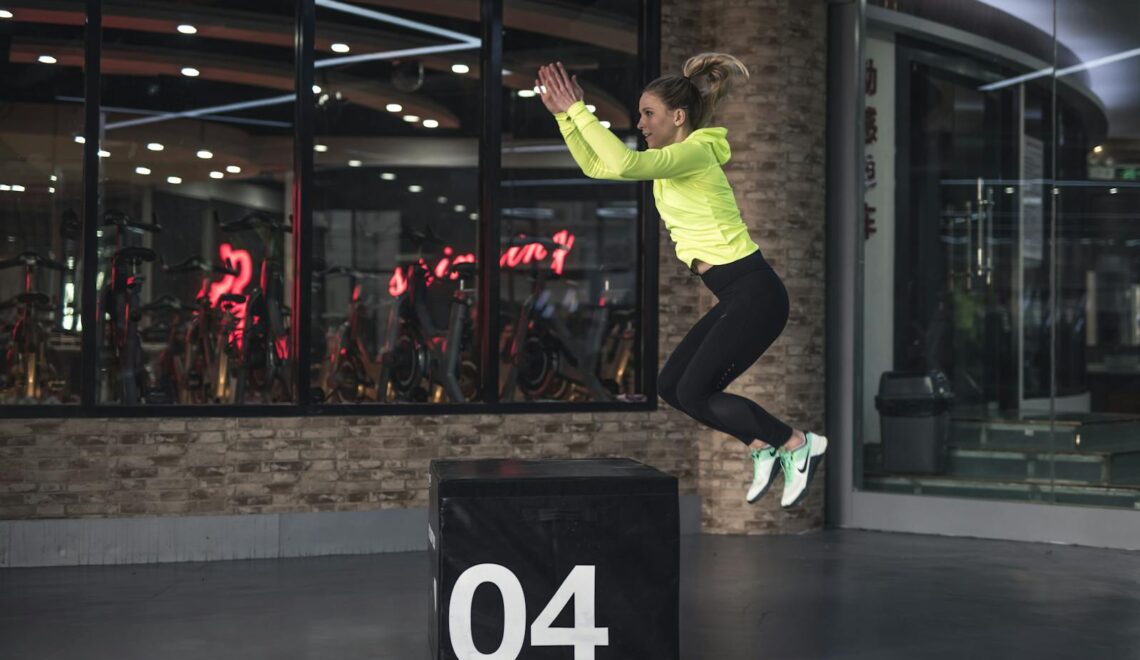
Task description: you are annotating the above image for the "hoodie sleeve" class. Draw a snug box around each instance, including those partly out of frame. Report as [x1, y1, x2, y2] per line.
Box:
[563, 101, 715, 180]
[555, 110, 633, 181]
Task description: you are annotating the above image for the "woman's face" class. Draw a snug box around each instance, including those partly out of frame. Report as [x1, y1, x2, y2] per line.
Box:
[636, 92, 684, 149]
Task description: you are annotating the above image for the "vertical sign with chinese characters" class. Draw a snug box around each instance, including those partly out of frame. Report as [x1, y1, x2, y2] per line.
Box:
[862, 35, 896, 448]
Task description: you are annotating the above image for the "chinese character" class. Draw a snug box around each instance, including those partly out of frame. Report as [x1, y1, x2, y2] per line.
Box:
[864, 202, 877, 240]
[866, 59, 877, 96]
[865, 106, 878, 145]
[865, 154, 877, 190]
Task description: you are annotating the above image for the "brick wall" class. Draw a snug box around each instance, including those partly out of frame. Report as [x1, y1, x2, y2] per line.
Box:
[0, 0, 827, 535]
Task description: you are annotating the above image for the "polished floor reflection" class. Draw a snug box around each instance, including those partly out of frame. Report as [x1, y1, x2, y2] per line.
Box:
[2, 530, 1138, 659]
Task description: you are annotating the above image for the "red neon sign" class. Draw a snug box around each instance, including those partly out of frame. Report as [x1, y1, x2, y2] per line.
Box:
[206, 243, 253, 348]
[387, 230, 575, 298]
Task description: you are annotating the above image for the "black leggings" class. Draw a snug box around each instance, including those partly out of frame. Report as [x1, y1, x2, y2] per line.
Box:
[659, 250, 794, 448]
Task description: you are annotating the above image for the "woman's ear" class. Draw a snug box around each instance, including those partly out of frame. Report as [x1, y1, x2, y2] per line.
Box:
[673, 108, 686, 127]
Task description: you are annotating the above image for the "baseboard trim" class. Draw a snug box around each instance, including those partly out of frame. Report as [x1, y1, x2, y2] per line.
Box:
[1, 494, 702, 567]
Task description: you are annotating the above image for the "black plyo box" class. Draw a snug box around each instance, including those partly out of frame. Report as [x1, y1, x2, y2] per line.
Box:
[428, 458, 679, 660]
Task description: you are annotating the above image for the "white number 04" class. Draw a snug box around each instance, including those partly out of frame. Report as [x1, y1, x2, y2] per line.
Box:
[448, 564, 610, 660]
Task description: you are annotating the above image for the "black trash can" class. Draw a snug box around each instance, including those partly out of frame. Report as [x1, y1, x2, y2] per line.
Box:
[874, 370, 954, 474]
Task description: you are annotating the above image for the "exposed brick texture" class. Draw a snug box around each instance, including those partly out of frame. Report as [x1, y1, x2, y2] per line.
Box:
[0, 0, 826, 535]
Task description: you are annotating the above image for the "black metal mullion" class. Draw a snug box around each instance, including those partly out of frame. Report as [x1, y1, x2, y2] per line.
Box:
[639, 0, 661, 405]
[79, 0, 101, 409]
[478, 0, 503, 405]
[295, 0, 315, 411]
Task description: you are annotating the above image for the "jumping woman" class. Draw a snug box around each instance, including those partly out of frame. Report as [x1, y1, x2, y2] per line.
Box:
[536, 54, 827, 508]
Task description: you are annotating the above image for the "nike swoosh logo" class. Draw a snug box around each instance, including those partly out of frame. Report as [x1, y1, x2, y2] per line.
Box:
[797, 439, 811, 473]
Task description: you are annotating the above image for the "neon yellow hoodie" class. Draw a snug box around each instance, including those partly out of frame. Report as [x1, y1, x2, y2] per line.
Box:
[554, 100, 759, 270]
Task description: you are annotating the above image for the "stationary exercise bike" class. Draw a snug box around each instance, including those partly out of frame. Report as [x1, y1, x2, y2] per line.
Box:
[0, 251, 69, 402]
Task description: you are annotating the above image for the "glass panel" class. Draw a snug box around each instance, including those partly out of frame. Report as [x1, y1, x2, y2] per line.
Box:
[0, 3, 85, 404]
[860, 2, 1067, 504]
[310, 2, 481, 405]
[499, 0, 646, 403]
[95, 0, 296, 405]
[1052, 0, 1140, 508]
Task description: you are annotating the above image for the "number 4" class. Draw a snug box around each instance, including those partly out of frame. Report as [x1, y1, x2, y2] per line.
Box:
[530, 565, 610, 659]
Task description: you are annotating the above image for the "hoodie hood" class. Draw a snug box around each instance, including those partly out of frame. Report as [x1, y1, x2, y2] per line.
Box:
[686, 127, 731, 165]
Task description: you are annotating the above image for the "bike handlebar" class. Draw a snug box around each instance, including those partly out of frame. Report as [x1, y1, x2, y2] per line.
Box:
[0, 251, 69, 272]
[163, 255, 239, 276]
[215, 210, 292, 234]
[102, 210, 164, 233]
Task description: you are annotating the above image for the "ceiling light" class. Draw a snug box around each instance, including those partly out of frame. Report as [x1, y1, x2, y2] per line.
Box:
[348, 159, 362, 167]
[177, 24, 197, 35]
[74, 136, 85, 144]
[0, 10, 13, 19]
[1004, 186, 1015, 194]
[408, 184, 422, 193]
[147, 142, 164, 151]
[600, 120, 611, 128]
[1109, 187, 1119, 195]
[50, 175, 57, 181]
[422, 119, 439, 128]
[1093, 145, 1104, 154]
[225, 165, 241, 174]
[518, 89, 536, 98]
[380, 172, 396, 180]
[451, 64, 470, 74]
[313, 84, 322, 94]
[0, 185, 9, 191]
[436, 196, 447, 204]
[386, 103, 403, 112]
[314, 144, 328, 152]
[98, 149, 111, 158]
[586, 104, 596, 113]
[135, 166, 151, 175]
[38, 55, 57, 64]
[403, 115, 420, 123]
[167, 176, 182, 184]
[331, 43, 350, 53]
[209, 171, 224, 179]
[48, 187, 55, 194]
[181, 67, 200, 77]
[468, 212, 478, 221]
[453, 204, 465, 212]
[196, 149, 213, 159]
[11, 185, 25, 192]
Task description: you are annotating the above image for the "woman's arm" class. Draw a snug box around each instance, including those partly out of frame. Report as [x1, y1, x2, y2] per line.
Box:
[554, 111, 631, 181]
[563, 101, 712, 181]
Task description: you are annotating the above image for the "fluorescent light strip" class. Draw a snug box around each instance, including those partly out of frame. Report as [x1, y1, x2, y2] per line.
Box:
[106, 94, 296, 130]
[315, 41, 478, 69]
[980, 45, 1140, 92]
[315, 0, 479, 46]
[55, 97, 291, 128]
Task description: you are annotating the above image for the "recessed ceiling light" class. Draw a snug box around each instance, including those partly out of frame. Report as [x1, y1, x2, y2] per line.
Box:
[408, 184, 422, 193]
[348, 159, 362, 167]
[380, 172, 396, 180]
[403, 115, 420, 123]
[436, 196, 447, 204]
[196, 149, 213, 159]
[73, 136, 85, 144]
[1093, 145, 1104, 154]
[453, 204, 465, 212]
[314, 144, 328, 152]
[177, 24, 197, 34]
[600, 120, 611, 129]
[468, 212, 478, 221]
[48, 187, 55, 194]
[97, 150, 110, 158]
[518, 89, 536, 98]
[50, 175, 57, 181]
[209, 171, 224, 179]
[0, 185, 10, 191]
[181, 67, 200, 77]
[586, 104, 596, 113]
[312, 84, 322, 94]
[147, 142, 164, 151]
[135, 167, 151, 175]
[422, 119, 439, 128]
[11, 185, 25, 192]
[451, 64, 470, 74]
[38, 55, 57, 64]
[0, 10, 13, 19]
[226, 165, 241, 174]
[331, 43, 350, 53]
[167, 176, 182, 184]
[1109, 187, 1119, 195]
[386, 103, 402, 113]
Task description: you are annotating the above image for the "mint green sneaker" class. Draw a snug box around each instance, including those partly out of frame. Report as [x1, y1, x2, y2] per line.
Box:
[779, 431, 829, 508]
[746, 446, 779, 503]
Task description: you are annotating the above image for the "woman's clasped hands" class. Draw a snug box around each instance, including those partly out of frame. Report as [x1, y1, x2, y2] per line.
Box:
[535, 62, 585, 115]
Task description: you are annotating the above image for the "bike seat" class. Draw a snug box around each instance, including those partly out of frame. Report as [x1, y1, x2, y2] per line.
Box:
[164, 255, 238, 275]
[113, 246, 158, 264]
[216, 210, 291, 233]
[0, 251, 69, 272]
[102, 210, 164, 233]
[219, 293, 247, 305]
[141, 295, 190, 313]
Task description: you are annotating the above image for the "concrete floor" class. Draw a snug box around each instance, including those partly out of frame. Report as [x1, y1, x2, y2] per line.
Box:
[2, 529, 1139, 659]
